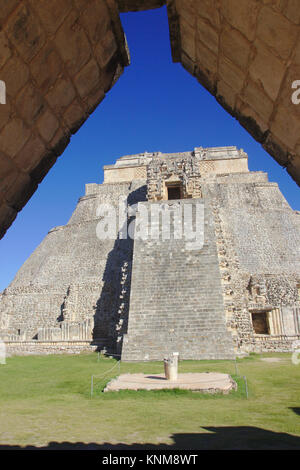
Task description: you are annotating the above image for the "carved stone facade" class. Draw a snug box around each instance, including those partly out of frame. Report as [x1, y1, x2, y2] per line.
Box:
[0, 146, 300, 358]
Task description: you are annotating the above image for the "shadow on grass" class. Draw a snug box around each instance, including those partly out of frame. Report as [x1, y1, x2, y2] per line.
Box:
[1, 427, 300, 450]
[290, 407, 300, 416]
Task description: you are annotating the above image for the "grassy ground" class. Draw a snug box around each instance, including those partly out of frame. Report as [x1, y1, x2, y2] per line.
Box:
[0, 352, 299, 449]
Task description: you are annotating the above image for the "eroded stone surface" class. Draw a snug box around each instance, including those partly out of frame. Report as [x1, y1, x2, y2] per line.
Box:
[166, 0, 300, 185]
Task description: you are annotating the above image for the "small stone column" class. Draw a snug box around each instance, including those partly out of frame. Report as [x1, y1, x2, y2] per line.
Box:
[164, 352, 179, 381]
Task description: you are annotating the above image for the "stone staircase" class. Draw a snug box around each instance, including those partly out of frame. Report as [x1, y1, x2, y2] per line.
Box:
[121, 198, 235, 361]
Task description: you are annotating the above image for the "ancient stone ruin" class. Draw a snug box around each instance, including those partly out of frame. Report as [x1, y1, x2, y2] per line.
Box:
[0, 146, 299, 360]
[1, 0, 300, 240]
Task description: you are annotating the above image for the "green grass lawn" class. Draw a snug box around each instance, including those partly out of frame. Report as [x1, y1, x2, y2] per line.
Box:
[0, 352, 299, 449]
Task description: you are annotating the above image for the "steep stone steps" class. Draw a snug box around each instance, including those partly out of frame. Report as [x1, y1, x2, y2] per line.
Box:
[121, 199, 235, 361]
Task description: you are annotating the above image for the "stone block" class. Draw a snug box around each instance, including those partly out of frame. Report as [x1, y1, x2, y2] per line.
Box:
[196, 40, 217, 76]
[241, 80, 274, 123]
[81, 0, 111, 45]
[0, 31, 11, 68]
[101, 57, 124, 93]
[196, 0, 220, 29]
[177, 0, 196, 28]
[218, 56, 245, 93]
[63, 101, 87, 135]
[256, 6, 298, 60]
[5, 172, 37, 211]
[73, 0, 91, 10]
[95, 30, 118, 69]
[13, 134, 46, 173]
[271, 103, 300, 150]
[45, 77, 76, 116]
[0, 152, 18, 194]
[249, 40, 286, 101]
[30, 44, 63, 94]
[6, 3, 45, 63]
[180, 51, 196, 77]
[180, 19, 196, 62]
[0, 201, 17, 232]
[86, 87, 106, 115]
[0, 97, 11, 132]
[196, 17, 219, 55]
[54, 11, 91, 76]
[15, 84, 45, 127]
[263, 133, 288, 167]
[282, 0, 300, 25]
[74, 59, 101, 98]
[221, 0, 260, 41]
[50, 128, 70, 157]
[0, 56, 29, 98]
[29, 0, 73, 34]
[0, 0, 19, 27]
[220, 26, 251, 72]
[0, 119, 30, 157]
[37, 109, 60, 142]
[235, 99, 269, 140]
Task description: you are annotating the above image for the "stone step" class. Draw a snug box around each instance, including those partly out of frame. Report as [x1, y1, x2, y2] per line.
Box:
[122, 199, 235, 361]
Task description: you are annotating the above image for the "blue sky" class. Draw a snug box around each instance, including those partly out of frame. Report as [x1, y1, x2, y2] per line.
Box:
[0, 6, 299, 292]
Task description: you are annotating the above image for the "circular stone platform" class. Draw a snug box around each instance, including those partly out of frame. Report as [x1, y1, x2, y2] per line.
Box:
[104, 372, 237, 394]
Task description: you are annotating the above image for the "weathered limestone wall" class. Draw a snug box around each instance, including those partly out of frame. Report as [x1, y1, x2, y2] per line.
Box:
[103, 165, 147, 183]
[0, 179, 146, 352]
[205, 171, 300, 352]
[5, 340, 101, 357]
[103, 152, 153, 183]
[167, 0, 300, 185]
[0, 0, 129, 239]
[199, 157, 248, 176]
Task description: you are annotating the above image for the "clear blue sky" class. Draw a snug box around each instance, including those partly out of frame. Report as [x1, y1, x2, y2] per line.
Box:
[0, 6, 299, 292]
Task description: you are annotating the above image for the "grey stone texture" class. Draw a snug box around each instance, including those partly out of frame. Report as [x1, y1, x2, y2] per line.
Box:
[0, 146, 300, 359]
[0, 179, 147, 355]
[121, 198, 235, 361]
